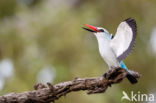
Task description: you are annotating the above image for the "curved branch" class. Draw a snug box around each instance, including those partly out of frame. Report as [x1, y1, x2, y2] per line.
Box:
[0, 68, 141, 103]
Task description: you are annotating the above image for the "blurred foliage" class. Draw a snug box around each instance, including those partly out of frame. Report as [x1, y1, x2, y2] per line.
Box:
[0, 0, 156, 103]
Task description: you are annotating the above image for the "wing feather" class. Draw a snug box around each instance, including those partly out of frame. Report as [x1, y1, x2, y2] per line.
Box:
[110, 18, 137, 62]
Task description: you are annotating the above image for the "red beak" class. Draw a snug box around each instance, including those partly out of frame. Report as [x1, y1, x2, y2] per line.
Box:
[85, 24, 99, 32]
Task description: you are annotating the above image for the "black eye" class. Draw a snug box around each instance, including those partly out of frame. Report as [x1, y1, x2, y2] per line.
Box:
[99, 29, 105, 32]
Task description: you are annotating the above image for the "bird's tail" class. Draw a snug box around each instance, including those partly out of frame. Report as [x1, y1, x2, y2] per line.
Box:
[121, 61, 137, 84]
[126, 73, 137, 84]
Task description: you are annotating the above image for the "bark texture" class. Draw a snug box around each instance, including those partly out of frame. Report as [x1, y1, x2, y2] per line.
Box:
[0, 68, 141, 103]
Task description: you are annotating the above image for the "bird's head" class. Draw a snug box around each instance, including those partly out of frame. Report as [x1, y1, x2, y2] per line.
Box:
[83, 24, 110, 37]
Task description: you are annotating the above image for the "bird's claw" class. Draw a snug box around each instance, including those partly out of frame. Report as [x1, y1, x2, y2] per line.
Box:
[103, 73, 107, 78]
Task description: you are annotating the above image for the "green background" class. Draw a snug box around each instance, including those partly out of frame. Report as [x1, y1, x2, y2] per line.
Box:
[0, 0, 156, 103]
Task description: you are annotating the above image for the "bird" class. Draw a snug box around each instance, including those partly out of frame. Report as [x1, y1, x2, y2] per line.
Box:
[83, 18, 137, 84]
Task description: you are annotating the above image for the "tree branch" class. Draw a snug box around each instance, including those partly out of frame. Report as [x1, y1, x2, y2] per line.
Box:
[0, 68, 141, 103]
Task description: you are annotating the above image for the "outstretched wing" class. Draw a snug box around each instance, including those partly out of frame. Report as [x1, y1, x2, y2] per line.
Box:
[110, 18, 137, 62]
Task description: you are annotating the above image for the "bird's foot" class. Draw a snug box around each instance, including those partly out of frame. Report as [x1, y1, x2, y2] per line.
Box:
[103, 68, 127, 80]
[103, 69, 116, 79]
[103, 73, 107, 78]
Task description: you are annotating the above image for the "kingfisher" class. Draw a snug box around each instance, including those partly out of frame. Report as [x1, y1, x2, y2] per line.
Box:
[83, 18, 137, 84]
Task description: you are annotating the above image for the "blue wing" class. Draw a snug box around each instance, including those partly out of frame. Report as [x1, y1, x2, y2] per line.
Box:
[121, 61, 129, 72]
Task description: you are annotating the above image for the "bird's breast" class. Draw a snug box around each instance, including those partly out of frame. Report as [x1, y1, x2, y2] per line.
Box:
[98, 42, 120, 68]
[99, 44, 113, 59]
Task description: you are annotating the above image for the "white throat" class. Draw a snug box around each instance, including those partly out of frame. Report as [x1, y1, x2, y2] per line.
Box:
[94, 32, 111, 48]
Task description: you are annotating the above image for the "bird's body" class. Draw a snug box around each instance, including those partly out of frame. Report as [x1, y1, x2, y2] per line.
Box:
[95, 33, 121, 69]
[83, 18, 138, 84]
